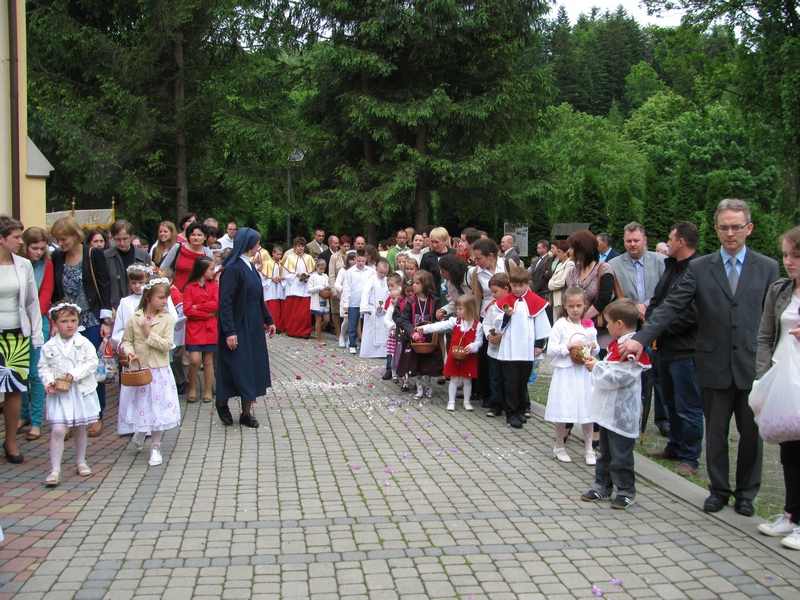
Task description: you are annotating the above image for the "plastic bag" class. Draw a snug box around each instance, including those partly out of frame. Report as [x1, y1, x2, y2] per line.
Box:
[101, 338, 119, 384]
[749, 338, 800, 444]
[95, 339, 108, 382]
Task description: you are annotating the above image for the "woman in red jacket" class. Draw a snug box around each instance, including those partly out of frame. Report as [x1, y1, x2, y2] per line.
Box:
[183, 257, 218, 403]
[19, 227, 54, 440]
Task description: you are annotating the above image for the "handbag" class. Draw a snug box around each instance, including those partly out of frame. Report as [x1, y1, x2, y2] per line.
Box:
[749, 338, 800, 444]
[88, 247, 116, 323]
[593, 263, 624, 328]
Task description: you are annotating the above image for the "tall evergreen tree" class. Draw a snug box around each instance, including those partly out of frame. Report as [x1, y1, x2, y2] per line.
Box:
[642, 162, 675, 243]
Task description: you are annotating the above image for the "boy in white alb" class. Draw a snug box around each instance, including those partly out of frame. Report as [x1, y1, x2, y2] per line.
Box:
[494, 266, 550, 429]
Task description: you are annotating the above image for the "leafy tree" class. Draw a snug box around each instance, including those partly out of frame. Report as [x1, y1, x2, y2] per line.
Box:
[580, 169, 607, 232]
[607, 181, 639, 239]
[624, 61, 668, 113]
[642, 162, 674, 243]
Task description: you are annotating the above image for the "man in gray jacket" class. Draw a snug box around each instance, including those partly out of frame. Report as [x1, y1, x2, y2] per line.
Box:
[105, 220, 152, 309]
[619, 199, 780, 517]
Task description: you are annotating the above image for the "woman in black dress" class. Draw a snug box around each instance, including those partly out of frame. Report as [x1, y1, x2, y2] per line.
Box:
[216, 228, 276, 428]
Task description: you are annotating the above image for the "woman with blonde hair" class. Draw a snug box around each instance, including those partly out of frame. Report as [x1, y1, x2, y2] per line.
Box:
[50, 216, 112, 437]
[18, 227, 54, 441]
[150, 221, 178, 267]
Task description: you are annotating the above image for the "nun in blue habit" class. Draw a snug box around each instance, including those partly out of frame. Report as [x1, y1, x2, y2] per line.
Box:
[216, 228, 276, 428]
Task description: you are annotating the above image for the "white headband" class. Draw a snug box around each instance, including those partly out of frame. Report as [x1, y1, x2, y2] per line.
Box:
[143, 277, 170, 291]
[49, 302, 82, 317]
[127, 263, 154, 275]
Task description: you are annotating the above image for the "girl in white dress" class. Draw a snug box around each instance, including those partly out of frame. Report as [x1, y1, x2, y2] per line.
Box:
[120, 278, 181, 467]
[545, 286, 599, 465]
[307, 259, 331, 344]
[359, 259, 390, 359]
[39, 302, 101, 486]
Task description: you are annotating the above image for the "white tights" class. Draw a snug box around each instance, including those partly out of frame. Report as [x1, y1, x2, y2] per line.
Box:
[448, 377, 472, 404]
[51, 424, 87, 472]
[554, 422, 594, 452]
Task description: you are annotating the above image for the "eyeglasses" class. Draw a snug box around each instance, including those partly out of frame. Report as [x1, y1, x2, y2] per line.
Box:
[716, 224, 749, 233]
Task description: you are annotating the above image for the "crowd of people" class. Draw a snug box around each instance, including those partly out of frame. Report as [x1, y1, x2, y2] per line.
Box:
[1, 200, 799, 550]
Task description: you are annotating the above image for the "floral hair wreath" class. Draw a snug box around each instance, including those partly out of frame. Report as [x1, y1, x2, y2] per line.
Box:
[127, 264, 154, 275]
[143, 277, 170, 291]
[49, 302, 82, 318]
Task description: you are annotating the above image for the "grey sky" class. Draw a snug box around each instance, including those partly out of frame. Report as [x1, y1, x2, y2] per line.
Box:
[552, 2, 685, 27]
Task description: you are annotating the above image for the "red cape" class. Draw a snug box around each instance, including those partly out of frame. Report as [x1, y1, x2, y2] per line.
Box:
[606, 339, 651, 368]
[498, 291, 547, 318]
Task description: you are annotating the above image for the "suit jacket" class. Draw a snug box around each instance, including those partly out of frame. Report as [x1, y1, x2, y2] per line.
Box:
[105, 246, 152, 309]
[305, 241, 327, 259]
[609, 251, 666, 305]
[633, 248, 780, 390]
[601, 247, 621, 262]
[502, 248, 521, 268]
[528, 253, 553, 295]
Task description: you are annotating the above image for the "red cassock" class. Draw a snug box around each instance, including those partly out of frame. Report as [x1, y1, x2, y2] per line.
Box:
[266, 299, 284, 332]
[283, 296, 311, 337]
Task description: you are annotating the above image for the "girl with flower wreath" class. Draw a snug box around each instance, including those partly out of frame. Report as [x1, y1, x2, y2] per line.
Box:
[545, 285, 599, 465]
[120, 278, 181, 467]
[38, 302, 100, 485]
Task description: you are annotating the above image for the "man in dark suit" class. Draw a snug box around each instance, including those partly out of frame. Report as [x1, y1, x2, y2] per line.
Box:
[317, 235, 339, 270]
[597, 232, 621, 262]
[528, 239, 553, 298]
[619, 199, 780, 517]
[500, 234, 521, 267]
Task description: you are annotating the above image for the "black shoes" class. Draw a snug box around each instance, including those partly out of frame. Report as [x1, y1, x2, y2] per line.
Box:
[239, 413, 259, 428]
[381, 370, 392, 381]
[176, 382, 189, 395]
[4, 442, 23, 464]
[507, 417, 523, 429]
[703, 493, 728, 513]
[734, 498, 755, 517]
[215, 400, 233, 426]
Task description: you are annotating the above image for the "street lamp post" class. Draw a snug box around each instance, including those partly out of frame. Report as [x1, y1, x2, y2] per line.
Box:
[286, 148, 306, 246]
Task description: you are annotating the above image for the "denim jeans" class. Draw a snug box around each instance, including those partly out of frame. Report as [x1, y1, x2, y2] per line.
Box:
[486, 356, 504, 413]
[657, 355, 703, 468]
[21, 316, 50, 427]
[593, 426, 636, 498]
[347, 307, 360, 349]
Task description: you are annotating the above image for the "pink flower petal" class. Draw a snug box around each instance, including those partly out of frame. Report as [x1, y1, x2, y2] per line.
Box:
[385, 466, 394, 474]
[436, 450, 443, 456]
[592, 585, 603, 596]
[403, 452, 409, 458]
[383, 480, 391, 486]
[462, 434, 469, 440]
[424, 440, 432, 446]
[450, 446, 458, 452]
[611, 578, 621, 585]
[765, 574, 773, 580]
[295, 375, 302, 380]
[351, 464, 361, 470]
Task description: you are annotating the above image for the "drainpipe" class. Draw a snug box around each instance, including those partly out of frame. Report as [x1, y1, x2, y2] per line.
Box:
[7, 0, 21, 219]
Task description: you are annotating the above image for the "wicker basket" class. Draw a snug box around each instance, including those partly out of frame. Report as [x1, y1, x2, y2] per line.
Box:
[451, 346, 470, 361]
[54, 376, 73, 392]
[120, 359, 153, 387]
[410, 322, 438, 354]
[118, 353, 130, 369]
[319, 288, 332, 299]
[568, 333, 590, 365]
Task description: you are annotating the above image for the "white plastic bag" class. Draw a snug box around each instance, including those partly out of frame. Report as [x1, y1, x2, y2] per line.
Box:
[749, 338, 800, 444]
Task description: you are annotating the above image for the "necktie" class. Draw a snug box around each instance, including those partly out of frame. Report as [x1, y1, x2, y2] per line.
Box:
[728, 256, 739, 295]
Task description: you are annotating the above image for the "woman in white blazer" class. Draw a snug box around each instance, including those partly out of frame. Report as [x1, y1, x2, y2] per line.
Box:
[548, 241, 574, 320]
[0, 216, 43, 463]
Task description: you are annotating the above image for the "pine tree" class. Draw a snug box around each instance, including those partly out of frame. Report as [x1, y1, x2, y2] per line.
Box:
[642, 163, 674, 243]
[608, 181, 637, 239]
[581, 169, 607, 232]
[673, 161, 699, 221]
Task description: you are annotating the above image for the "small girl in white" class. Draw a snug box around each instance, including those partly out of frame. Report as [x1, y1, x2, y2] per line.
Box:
[416, 294, 483, 411]
[545, 285, 599, 465]
[120, 278, 181, 467]
[39, 302, 101, 486]
[307, 259, 331, 345]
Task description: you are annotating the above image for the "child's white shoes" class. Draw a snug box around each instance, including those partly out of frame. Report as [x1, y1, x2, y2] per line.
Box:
[447, 401, 455, 411]
[585, 450, 597, 466]
[463, 401, 473, 411]
[131, 432, 146, 451]
[149, 447, 162, 467]
[553, 446, 572, 463]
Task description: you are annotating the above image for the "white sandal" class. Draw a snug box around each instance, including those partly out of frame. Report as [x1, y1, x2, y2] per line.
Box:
[77, 463, 92, 477]
[44, 470, 61, 486]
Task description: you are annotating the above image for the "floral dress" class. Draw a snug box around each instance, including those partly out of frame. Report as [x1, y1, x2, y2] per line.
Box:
[63, 262, 100, 330]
